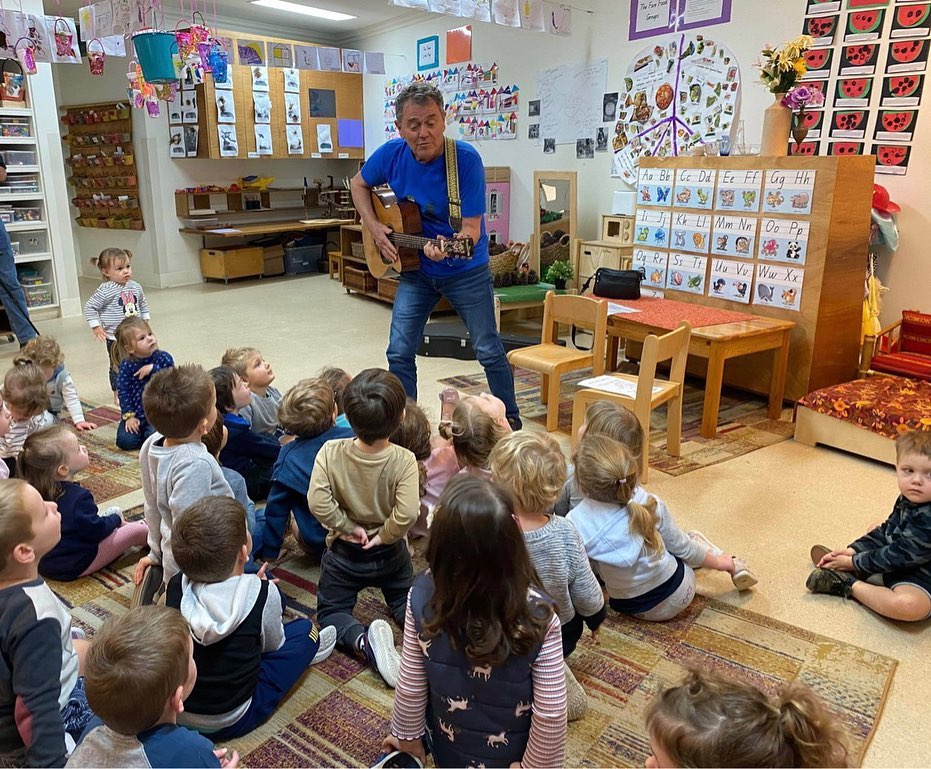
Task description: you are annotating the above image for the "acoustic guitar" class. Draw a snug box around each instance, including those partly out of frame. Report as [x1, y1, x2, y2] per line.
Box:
[362, 187, 474, 279]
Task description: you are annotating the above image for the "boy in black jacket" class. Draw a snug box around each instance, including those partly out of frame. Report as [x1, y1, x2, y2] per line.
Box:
[807, 430, 931, 621]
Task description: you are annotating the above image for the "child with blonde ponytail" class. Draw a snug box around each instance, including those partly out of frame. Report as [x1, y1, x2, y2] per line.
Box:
[568, 434, 755, 622]
[644, 668, 849, 767]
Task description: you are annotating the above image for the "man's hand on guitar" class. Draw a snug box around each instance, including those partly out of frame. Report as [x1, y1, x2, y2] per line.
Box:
[423, 237, 448, 262]
[369, 220, 400, 264]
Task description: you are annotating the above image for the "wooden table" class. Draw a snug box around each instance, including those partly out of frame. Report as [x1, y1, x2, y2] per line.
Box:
[606, 307, 795, 439]
[179, 218, 354, 238]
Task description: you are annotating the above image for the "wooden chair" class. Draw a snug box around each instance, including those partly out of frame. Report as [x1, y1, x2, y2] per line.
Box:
[859, 310, 931, 382]
[570, 321, 691, 483]
[507, 291, 607, 431]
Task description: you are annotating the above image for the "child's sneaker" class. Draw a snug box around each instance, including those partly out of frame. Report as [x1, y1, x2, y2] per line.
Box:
[731, 557, 758, 591]
[810, 544, 831, 566]
[311, 625, 337, 665]
[371, 751, 424, 768]
[806, 568, 855, 599]
[688, 530, 723, 563]
[363, 619, 400, 688]
[439, 387, 460, 422]
[130, 563, 163, 608]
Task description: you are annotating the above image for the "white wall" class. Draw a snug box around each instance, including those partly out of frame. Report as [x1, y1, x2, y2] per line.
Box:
[351, 0, 930, 326]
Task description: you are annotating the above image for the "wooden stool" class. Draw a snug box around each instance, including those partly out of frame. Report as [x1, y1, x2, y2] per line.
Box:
[327, 250, 341, 281]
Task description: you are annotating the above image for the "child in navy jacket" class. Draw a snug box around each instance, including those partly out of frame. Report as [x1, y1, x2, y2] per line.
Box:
[210, 366, 280, 501]
[258, 378, 352, 561]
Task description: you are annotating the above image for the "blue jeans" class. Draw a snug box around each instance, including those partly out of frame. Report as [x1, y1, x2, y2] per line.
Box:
[388, 264, 520, 426]
[205, 619, 320, 740]
[116, 420, 155, 451]
[0, 220, 37, 345]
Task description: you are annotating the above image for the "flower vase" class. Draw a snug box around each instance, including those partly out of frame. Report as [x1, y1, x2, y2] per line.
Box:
[760, 93, 792, 157]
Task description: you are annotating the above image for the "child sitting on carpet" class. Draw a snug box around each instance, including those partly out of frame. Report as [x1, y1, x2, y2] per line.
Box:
[166, 496, 336, 739]
[132, 365, 232, 605]
[67, 605, 238, 769]
[384, 475, 567, 769]
[258, 378, 353, 562]
[319, 366, 351, 429]
[437, 393, 512, 481]
[210, 365, 280, 501]
[569, 435, 756, 623]
[489, 430, 604, 721]
[0, 361, 53, 477]
[112, 317, 174, 452]
[309, 368, 419, 687]
[389, 399, 433, 541]
[20, 336, 96, 431]
[221, 347, 281, 436]
[807, 429, 931, 622]
[0, 479, 93, 767]
[557, 401, 756, 592]
[644, 668, 848, 768]
[20, 424, 148, 582]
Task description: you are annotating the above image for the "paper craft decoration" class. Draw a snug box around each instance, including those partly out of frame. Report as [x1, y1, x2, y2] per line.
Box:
[716, 169, 763, 212]
[710, 215, 757, 258]
[429, 0, 461, 12]
[285, 93, 301, 124]
[181, 91, 198, 124]
[549, 4, 572, 35]
[637, 166, 673, 207]
[253, 93, 271, 124]
[761, 169, 815, 215]
[267, 42, 292, 68]
[17, 14, 51, 63]
[218, 125, 239, 156]
[254, 124, 273, 155]
[758, 217, 810, 264]
[310, 89, 337, 118]
[840, 42, 879, 75]
[461, 0, 492, 22]
[881, 74, 924, 107]
[168, 91, 182, 123]
[611, 33, 740, 183]
[417, 35, 439, 70]
[844, 8, 885, 41]
[317, 47, 342, 72]
[886, 39, 929, 73]
[633, 248, 670, 290]
[213, 51, 233, 88]
[364, 52, 386, 74]
[874, 144, 911, 175]
[46, 16, 81, 63]
[753, 263, 804, 311]
[184, 125, 199, 157]
[251, 66, 269, 91]
[634, 208, 671, 248]
[169, 126, 185, 158]
[537, 59, 607, 144]
[891, 4, 931, 39]
[338, 119, 364, 148]
[670, 212, 712, 253]
[294, 45, 320, 70]
[666, 252, 708, 294]
[520, 0, 545, 31]
[283, 68, 300, 92]
[342, 48, 362, 73]
[875, 108, 918, 141]
[216, 91, 236, 123]
[708, 258, 753, 304]
[673, 168, 716, 209]
[286, 125, 304, 155]
[237, 39, 264, 65]
[804, 13, 839, 46]
[316, 124, 333, 153]
[447, 25, 472, 63]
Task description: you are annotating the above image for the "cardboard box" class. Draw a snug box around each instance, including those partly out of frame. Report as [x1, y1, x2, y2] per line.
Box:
[199, 246, 264, 282]
[262, 244, 285, 276]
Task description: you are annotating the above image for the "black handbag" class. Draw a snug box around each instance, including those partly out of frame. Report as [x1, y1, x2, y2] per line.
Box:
[579, 267, 646, 300]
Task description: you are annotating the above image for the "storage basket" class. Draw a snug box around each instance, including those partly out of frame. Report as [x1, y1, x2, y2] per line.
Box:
[539, 234, 571, 270]
[344, 265, 376, 293]
[488, 247, 518, 279]
[350, 240, 364, 259]
[377, 278, 399, 301]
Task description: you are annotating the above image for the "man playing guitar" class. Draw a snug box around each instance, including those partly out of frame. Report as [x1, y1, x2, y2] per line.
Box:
[350, 82, 520, 428]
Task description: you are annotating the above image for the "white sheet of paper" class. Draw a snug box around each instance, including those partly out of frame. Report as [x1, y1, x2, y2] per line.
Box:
[100, 35, 126, 56]
[316, 124, 333, 153]
[606, 302, 641, 314]
[363, 51, 385, 75]
[577, 375, 664, 397]
[208, 228, 242, 234]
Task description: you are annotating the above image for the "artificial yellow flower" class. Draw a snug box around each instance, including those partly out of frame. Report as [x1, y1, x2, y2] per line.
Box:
[794, 60, 807, 76]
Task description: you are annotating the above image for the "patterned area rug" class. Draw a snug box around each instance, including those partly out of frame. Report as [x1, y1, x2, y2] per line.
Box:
[52, 516, 894, 768]
[69, 405, 143, 504]
[439, 367, 795, 476]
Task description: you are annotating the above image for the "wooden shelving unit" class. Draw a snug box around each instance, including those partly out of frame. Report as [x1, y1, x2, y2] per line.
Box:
[60, 101, 143, 230]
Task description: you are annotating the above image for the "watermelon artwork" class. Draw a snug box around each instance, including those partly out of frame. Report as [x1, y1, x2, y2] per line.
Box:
[832, 110, 867, 133]
[874, 144, 911, 176]
[846, 0, 889, 7]
[892, 3, 931, 38]
[805, 48, 833, 72]
[881, 74, 924, 107]
[805, 15, 838, 42]
[837, 78, 871, 98]
[846, 9, 885, 40]
[791, 141, 819, 156]
[828, 141, 864, 156]
[875, 110, 918, 142]
[887, 39, 930, 72]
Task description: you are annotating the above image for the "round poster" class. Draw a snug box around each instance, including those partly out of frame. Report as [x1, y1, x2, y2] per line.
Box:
[611, 33, 741, 184]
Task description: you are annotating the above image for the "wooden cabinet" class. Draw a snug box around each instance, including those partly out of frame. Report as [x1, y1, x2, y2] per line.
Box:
[574, 239, 633, 288]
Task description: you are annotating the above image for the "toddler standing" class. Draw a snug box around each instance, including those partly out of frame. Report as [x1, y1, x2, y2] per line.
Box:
[20, 337, 96, 430]
[112, 317, 174, 451]
[0, 361, 53, 476]
[83, 248, 150, 396]
[20, 424, 148, 582]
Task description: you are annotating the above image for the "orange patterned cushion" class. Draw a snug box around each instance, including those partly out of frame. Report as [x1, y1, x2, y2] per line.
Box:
[871, 352, 931, 381]
[900, 310, 931, 356]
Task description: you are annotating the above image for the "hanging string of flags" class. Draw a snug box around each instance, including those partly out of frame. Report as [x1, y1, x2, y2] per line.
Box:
[388, 0, 573, 36]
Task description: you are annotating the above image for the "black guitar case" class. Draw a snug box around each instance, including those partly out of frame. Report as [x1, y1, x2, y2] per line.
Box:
[417, 321, 565, 361]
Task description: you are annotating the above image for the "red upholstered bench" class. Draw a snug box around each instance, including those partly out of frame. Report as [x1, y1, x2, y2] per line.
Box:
[795, 377, 931, 465]
[860, 310, 931, 381]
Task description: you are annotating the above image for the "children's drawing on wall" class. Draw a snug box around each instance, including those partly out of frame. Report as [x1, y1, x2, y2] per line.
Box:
[218, 126, 239, 156]
[528, 99, 540, 117]
[216, 91, 236, 123]
[602, 92, 618, 122]
[253, 92, 271, 124]
[251, 65, 269, 91]
[543, 137, 556, 153]
[576, 137, 594, 158]
[184, 125, 199, 157]
[181, 92, 197, 124]
[287, 125, 304, 155]
[596, 126, 609, 151]
[237, 39, 264, 65]
[168, 126, 184, 158]
[283, 67, 300, 93]
[254, 124, 273, 155]
[317, 46, 341, 72]
[294, 45, 320, 70]
[168, 90, 182, 123]
[285, 93, 301, 124]
[342, 48, 361, 73]
[267, 42, 292, 68]
[316, 123, 333, 153]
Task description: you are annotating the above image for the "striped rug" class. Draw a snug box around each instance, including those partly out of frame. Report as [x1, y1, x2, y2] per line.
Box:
[52, 520, 895, 768]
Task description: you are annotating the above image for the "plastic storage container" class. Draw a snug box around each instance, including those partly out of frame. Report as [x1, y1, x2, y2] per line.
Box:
[284, 244, 323, 274]
[22, 284, 53, 307]
[3, 150, 37, 166]
[13, 206, 41, 222]
[18, 231, 47, 254]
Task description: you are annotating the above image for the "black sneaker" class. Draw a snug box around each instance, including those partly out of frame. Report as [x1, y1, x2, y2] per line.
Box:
[806, 568, 855, 599]
[371, 751, 423, 768]
[362, 619, 400, 688]
[131, 564, 164, 608]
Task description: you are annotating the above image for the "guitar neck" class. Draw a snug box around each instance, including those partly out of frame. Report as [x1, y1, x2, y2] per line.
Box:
[389, 232, 440, 250]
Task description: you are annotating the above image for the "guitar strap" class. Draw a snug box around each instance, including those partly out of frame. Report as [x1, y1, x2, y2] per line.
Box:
[444, 137, 462, 232]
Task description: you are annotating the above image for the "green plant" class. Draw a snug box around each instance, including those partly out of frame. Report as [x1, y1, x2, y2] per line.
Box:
[544, 260, 574, 283]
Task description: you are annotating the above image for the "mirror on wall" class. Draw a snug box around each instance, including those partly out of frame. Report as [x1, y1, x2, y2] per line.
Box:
[533, 171, 577, 273]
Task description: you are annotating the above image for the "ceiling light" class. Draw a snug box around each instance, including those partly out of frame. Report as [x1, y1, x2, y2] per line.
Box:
[249, 0, 356, 20]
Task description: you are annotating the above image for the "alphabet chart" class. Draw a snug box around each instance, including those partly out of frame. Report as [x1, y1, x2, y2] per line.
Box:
[634, 208, 671, 249]
[708, 258, 754, 304]
[710, 215, 757, 258]
[666, 252, 708, 295]
[633, 248, 670, 290]
[637, 167, 674, 207]
[757, 217, 811, 265]
[754, 263, 804, 311]
[761, 169, 816, 215]
[716, 169, 763, 212]
[670, 212, 712, 254]
[673, 168, 717, 210]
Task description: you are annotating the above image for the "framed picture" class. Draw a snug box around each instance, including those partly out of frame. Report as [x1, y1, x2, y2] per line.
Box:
[417, 35, 439, 71]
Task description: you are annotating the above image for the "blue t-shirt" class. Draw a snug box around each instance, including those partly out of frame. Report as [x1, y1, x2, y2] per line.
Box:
[360, 138, 488, 278]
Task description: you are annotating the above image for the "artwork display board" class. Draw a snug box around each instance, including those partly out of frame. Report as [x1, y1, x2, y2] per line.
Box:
[635, 155, 874, 400]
